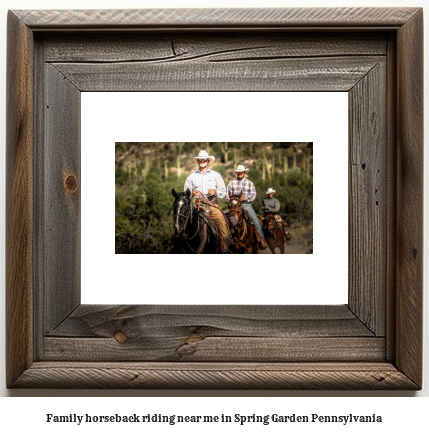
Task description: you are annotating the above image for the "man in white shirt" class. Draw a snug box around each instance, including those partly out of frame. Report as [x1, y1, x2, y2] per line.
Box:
[183, 150, 233, 253]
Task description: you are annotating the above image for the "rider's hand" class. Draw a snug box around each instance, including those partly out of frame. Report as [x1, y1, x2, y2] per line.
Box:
[208, 189, 217, 196]
[192, 190, 201, 197]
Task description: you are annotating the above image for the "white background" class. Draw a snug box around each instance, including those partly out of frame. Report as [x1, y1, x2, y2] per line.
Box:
[81, 92, 348, 305]
[0, 0, 428, 428]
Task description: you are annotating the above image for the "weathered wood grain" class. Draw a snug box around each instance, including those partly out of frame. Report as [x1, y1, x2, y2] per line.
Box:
[42, 33, 388, 63]
[385, 34, 398, 363]
[52, 56, 384, 92]
[6, 7, 423, 390]
[14, 8, 420, 29]
[47, 305, 374, 338]
[11, 362, 419, 390]
[43, 64, 81, 333]
[33, 37, 46, 361]
[44, 305, 379, 361]
[44, 337, 385, 362]
[6, 11, 34, 389]
[395, 9, 423, 388]
[348, 62, 386, 335]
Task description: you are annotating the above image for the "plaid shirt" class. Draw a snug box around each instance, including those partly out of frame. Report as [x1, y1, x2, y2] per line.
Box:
[226, 177, 257, 204]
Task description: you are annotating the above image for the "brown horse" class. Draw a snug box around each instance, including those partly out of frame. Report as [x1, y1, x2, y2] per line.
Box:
[228, 192, 258, 254]
[263, 212, 285, 254]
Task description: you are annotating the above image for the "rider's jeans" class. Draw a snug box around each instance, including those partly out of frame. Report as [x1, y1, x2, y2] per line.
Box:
[242, 203, 265, 240]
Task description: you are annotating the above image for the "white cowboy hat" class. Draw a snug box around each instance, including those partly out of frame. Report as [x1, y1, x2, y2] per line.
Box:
[193, 150, 215, 165]
[235, 164, 249, 172]
[266, 188, 276, 195]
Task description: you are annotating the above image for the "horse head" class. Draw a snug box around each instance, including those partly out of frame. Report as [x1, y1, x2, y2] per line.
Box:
[228, 190, 245, 220]
[172, 188, 193, 235]
[265, 211, 276, 235]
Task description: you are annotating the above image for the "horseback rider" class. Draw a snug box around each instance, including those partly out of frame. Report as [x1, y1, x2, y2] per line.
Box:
[226, 164, 267, 247]
[183, 150, 234, 253]
[262, 188, 292, 241]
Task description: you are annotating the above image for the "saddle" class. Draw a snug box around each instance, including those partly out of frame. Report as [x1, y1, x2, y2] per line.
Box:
[197, 209, 223, 252]
[242, 209, 254, 237]
[275, 221, 284, 231]
[198, 209, 218, 234]
[197, 197, 235, 253]
[200, 196, 233, 229]
[236, 210, 268, 250]
[224, 210, 238, 230]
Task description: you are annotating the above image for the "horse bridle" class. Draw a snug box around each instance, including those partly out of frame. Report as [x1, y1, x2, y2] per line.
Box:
[173, 197, 193, 235]
[266, 212, 275, 235]
[174, 198, 207, 242]
[266, 213, 284, 242]
[174, 193, 226, 254]
[174, 197, 216, 253]
[228, 198, 244, 224]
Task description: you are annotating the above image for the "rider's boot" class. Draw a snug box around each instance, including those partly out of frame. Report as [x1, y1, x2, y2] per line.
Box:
[255, 228, 268, 250]
[283, 225, 292, 243]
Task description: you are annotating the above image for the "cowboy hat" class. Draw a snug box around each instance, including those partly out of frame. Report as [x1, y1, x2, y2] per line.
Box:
[193, 150, 215, 165]
[266, 188, 276, 195]
[235, 164, 249, 172]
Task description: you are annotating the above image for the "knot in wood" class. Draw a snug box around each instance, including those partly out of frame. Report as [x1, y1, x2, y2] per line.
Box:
[64, 174, 78, 193]
[114, 331, 128, 343]
[186, 333, 203, 344]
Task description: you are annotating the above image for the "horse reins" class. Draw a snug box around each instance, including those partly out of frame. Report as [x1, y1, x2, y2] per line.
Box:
[174, 196, 218, 253]
[173, 202, 192, 232]
[228, 197, 244, 224]
[185, 213, 200, 240]
[182, 221, 208, 254]
[174, 200, 198, 239]
[266, 213, 283, 242]
[229, 198, 250, 242]
[199, 193, 231, 223]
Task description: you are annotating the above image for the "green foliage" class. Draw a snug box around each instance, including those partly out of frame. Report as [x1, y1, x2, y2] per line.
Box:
[221, 142, 230, 163]
[251, 170, 312, 229]
[115, 173, 176, 253]
[212, 165, 226, 176]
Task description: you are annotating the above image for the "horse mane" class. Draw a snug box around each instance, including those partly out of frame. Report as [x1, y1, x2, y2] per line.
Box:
[174, 191, 191, 201]
[265, 211, 274, 221]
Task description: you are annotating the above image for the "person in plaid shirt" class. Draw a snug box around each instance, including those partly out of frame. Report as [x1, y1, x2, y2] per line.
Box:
[226, 165, 266, 244]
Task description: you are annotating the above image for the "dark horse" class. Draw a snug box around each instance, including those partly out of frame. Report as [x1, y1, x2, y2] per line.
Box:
[228, 191, 259, 254]
[171, 189, 221, 254]
[263, 211, 286, 254]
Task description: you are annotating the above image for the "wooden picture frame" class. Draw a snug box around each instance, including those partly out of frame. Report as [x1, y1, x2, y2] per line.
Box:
[6, 8, 423, 389]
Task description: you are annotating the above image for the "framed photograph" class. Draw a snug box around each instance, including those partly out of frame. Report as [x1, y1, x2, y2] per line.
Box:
[6, 8, 423, 389]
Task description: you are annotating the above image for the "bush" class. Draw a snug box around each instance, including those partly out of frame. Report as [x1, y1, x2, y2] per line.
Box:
[115, 173, 176, 253]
